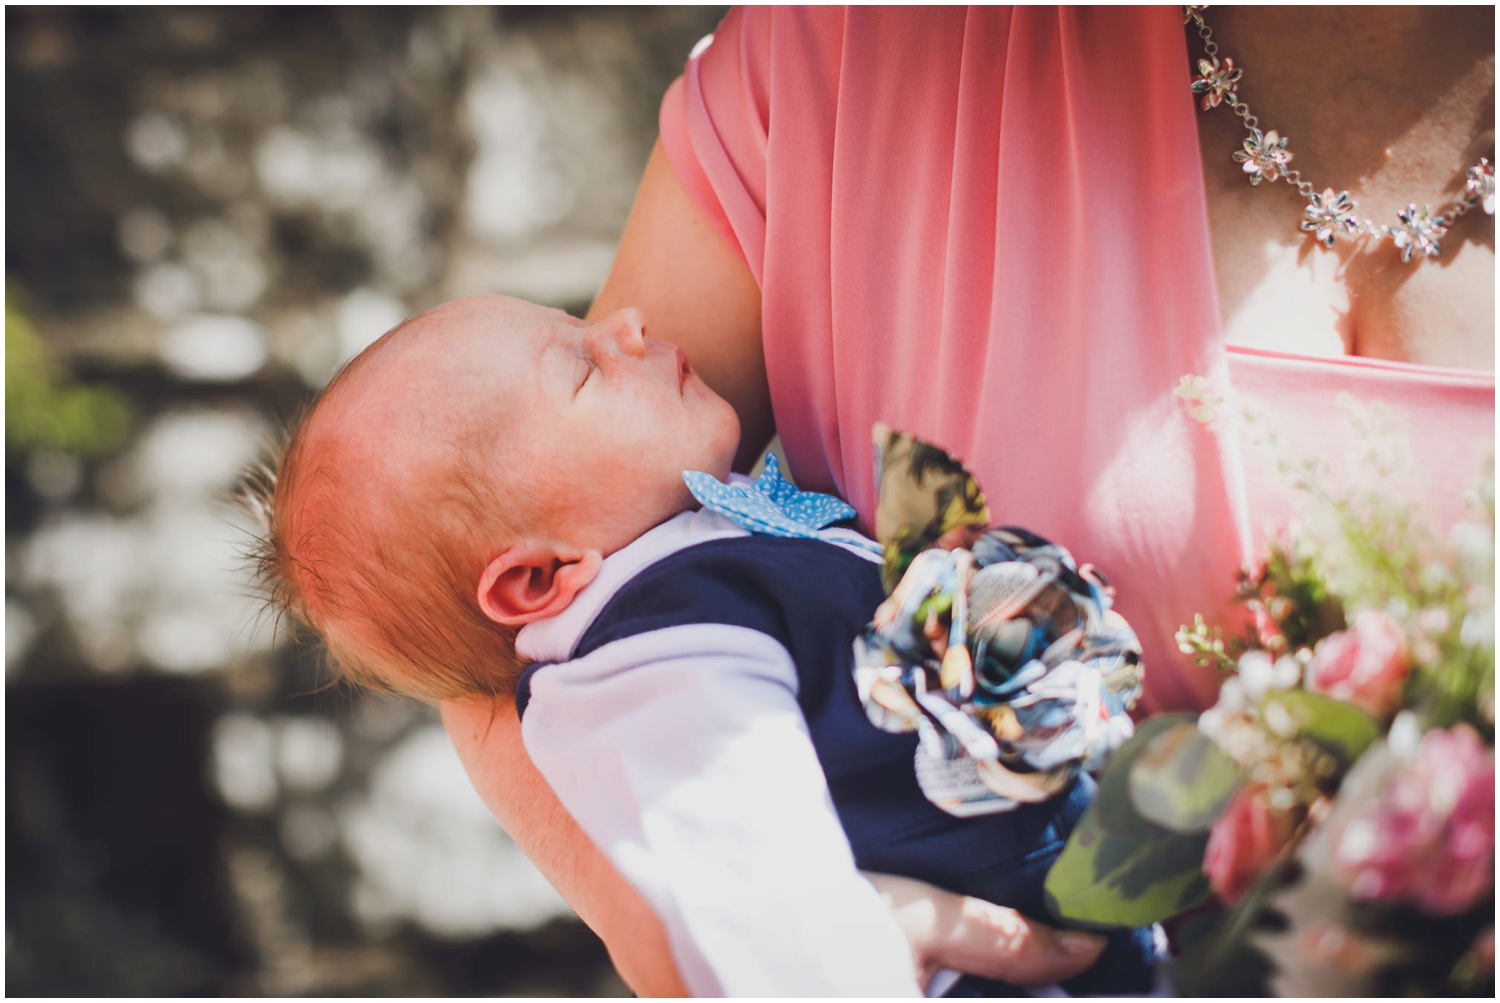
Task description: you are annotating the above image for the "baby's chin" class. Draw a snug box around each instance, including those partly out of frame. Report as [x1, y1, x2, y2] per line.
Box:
[701, 400, 742, 480]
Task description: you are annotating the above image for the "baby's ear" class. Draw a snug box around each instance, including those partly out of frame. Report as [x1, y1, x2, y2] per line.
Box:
[476, 541, 603, 625]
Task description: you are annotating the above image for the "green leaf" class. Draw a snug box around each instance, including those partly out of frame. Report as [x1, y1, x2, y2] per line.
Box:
[1044, 714, 1214, 927]
[1260, 689, 1379, 765]
[1259, 538, 1347, 649]
[1043, 804, 1212, 928]
[1093, 714, 1196, 836]
[1127, 722, 1243, 834]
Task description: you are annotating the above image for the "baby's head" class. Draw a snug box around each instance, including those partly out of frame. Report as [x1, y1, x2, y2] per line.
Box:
[258, 294, 740, 700]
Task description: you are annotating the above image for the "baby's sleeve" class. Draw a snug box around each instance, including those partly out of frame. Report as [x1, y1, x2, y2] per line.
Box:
[519, 621, 922, 997]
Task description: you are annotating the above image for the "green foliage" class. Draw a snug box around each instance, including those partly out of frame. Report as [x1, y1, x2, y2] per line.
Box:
[1156, 397, 1496, 990]
[1042, 807, 1212, 929]
[1237, 397, 1494, 733]
[1413, 639, 1495, 738]
[1249, 538, 1347, 651]
[1320, 480, 1492, 733]
[1045, 715, 1220, 927]
[1174, 613, 1239, 673]
[1402, 463, 1495, 734]
[1093, 716, 1189, 836]
[1306, 432, 1492, 733]
[1127, 721, 1243, 834]
[1261, 689, 1379, 767]
[6, 287, 133, 459]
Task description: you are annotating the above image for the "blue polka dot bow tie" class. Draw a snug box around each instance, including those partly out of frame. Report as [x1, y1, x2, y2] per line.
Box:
[682, 453, 878, 551]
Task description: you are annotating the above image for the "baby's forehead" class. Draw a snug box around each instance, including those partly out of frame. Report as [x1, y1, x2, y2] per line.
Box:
[398, 296, 583, 371]
[302, 346, 452, 466]
[423, 293, 578, 340]
[306, 293, 584, 455]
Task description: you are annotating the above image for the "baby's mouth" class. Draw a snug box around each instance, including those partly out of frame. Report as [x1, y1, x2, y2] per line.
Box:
[676, 347, 690, 392]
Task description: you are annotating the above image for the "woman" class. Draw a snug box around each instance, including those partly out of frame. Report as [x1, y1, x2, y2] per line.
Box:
[445, 7, 1494, 995]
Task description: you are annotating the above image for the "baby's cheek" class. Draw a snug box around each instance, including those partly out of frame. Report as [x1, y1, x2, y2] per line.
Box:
[598, 474, 695, 549]
[588, 454, 684, 524]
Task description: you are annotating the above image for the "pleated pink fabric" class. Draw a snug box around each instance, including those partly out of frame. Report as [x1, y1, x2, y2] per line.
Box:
[659, 6, 1495, 713]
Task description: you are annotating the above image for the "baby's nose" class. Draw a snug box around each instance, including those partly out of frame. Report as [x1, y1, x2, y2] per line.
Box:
[590, 307, 648, 359]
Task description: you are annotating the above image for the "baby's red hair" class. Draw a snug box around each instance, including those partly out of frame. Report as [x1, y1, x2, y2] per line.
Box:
[247, 319, 525, 702]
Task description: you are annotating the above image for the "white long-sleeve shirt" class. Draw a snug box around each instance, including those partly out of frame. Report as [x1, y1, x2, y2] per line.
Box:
[515, 507, 924, 997]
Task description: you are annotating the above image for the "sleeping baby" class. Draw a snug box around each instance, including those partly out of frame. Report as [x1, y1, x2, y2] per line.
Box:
[254, 294, 1156, 996]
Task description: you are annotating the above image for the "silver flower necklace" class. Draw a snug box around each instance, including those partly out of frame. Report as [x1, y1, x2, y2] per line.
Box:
[1185, 5, 1495, 262]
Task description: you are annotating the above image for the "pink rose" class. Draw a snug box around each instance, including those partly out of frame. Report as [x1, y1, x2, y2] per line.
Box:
[1252, 605, 1284, 651]
[1308, 610, 1408, 718]
[1334, 724, 1495, 916]
[1203, 786, 1295, 906]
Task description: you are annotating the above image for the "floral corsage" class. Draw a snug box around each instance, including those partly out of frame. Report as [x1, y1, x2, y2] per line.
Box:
[853, 424, 1145, 816]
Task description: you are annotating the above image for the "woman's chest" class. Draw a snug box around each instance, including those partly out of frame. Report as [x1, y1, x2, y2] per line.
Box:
[1192, 7, 1495, 370]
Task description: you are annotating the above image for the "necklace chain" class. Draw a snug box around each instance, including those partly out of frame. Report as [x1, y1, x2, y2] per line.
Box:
[1185, 5, 1495, 263]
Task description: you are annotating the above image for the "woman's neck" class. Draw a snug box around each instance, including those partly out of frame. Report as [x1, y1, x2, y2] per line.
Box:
[1195, 6, 1495, 371]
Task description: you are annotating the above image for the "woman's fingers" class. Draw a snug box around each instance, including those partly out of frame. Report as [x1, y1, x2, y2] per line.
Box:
[946, 893, 1105, 986]
[866, 872, 1106, 988]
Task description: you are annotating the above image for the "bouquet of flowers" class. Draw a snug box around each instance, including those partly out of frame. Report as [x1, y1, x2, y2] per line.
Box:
[1042, 391, 1496, 996]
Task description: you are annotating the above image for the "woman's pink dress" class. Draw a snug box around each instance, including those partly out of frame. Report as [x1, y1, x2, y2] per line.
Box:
[659, 6, 1495, 713]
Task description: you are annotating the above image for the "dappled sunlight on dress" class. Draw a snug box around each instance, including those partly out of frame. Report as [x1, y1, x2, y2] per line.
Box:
[1226, 346, 1494, 540]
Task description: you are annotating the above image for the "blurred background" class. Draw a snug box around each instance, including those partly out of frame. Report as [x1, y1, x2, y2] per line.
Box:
[6, 7, 725, 995]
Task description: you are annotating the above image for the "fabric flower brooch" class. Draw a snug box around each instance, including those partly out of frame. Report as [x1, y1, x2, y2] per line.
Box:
[854, 425, 1145, 817]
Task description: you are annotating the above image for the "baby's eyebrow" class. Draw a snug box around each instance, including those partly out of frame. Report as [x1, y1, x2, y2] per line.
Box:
[541, 332, 584, 364]
[538, 332, 589, 389]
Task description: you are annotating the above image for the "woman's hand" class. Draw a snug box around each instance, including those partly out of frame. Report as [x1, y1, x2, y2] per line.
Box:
[866, 873, 1107, 990]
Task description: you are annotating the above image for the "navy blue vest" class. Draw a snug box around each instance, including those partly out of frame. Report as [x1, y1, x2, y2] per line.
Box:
[519, 536, 1154, 995]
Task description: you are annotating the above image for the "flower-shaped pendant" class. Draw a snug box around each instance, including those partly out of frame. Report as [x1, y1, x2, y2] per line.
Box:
[1466, 158, 1495, 216]
[1389, 204, 1447, 262]
[1233, 128, 1293, 186]
[1190, 57, 1243, 112]
[1300, 188, 1361, 248]
[1190, 6, 1490, 267]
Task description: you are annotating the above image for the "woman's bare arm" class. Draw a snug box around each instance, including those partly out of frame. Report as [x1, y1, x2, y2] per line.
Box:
[441, 695, 689, 997]
[587, 137, 773, 473]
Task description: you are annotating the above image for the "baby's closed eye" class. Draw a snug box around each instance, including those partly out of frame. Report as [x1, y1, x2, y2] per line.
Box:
[575, 357, 597, 395]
